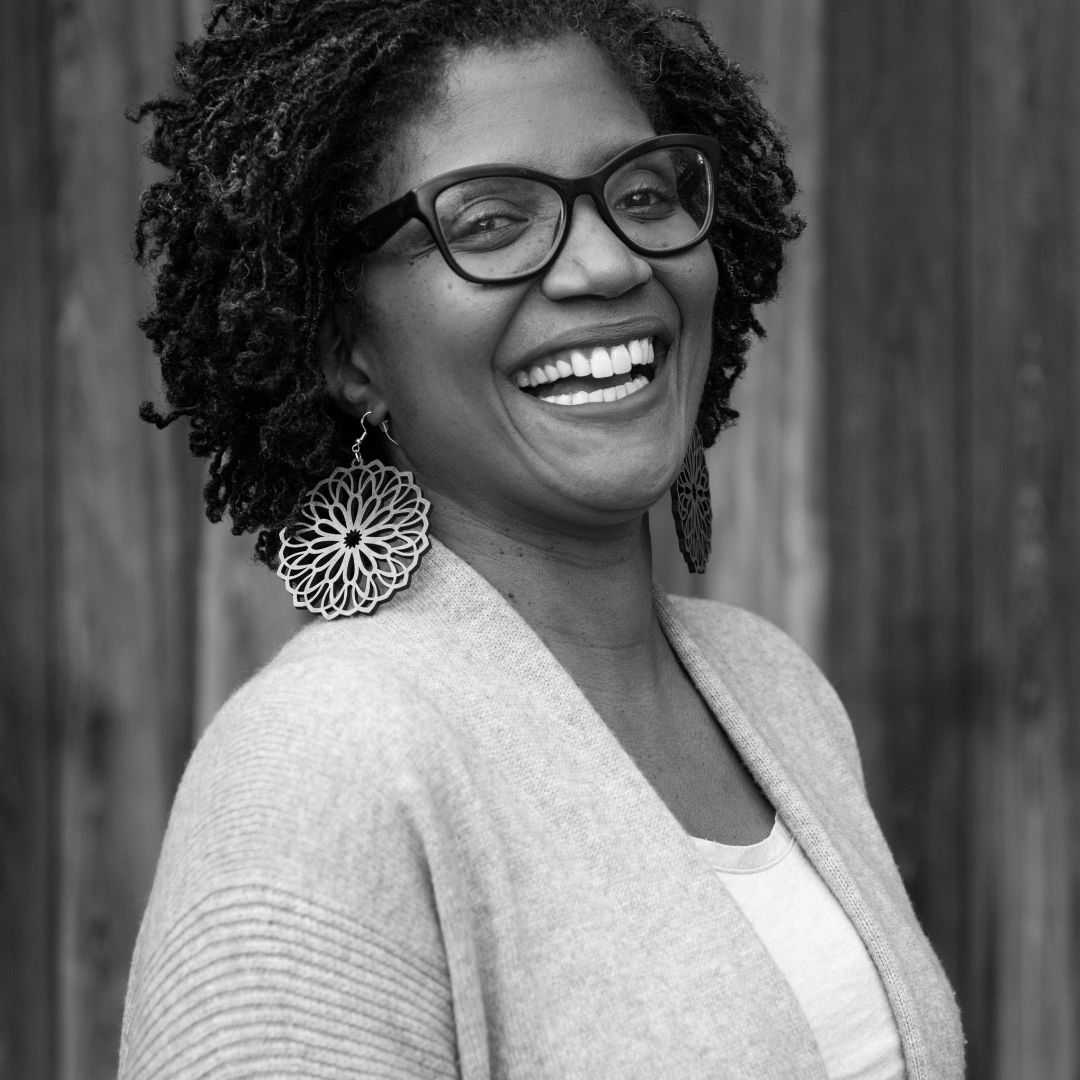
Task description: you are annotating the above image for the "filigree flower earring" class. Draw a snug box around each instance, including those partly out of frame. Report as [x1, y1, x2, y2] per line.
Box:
[670, 425, 712, 574]
[276, 414, 431, 618]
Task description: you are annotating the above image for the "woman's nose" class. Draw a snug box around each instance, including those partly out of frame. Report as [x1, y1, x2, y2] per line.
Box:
[540, 195, 653, 300]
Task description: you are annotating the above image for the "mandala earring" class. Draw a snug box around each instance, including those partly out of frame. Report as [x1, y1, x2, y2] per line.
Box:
[276, 416, 431, 618]
[670, 425, 712, 573]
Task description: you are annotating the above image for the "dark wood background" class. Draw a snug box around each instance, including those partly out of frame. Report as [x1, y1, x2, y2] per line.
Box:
[2, 1, 1076, 1076]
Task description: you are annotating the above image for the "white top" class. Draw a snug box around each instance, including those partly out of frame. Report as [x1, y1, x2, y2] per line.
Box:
[692, 816, 906, 1080]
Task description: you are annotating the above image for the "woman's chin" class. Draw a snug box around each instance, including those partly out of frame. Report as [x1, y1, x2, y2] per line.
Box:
[554, 461, 684, 525]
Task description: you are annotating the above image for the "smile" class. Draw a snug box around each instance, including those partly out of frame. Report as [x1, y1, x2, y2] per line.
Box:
[514, 337, 658, 406]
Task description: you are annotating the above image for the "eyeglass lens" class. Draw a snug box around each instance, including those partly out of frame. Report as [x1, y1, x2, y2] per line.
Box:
[432, 146, 712, 281]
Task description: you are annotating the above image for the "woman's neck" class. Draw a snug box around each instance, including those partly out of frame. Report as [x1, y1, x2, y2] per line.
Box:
[428, 495, 669, 707]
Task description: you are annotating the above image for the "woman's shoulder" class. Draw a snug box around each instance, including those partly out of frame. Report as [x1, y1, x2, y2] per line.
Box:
[140, 615, 470, 948]
[208, 614, 462, 767]
[166, 616, 466, 867]
[123, 617, 456, 1077]
[218, 608, 467, 732]
[662, 594, 864, 779]
[663, 594, 819, 674]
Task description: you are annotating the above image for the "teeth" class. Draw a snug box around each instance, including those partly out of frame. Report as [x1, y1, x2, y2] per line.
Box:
[518, 336, 656, 389]
[538, 371, 652, 407]
[570, 350, 591, 377]
[590, 347, 614, 379]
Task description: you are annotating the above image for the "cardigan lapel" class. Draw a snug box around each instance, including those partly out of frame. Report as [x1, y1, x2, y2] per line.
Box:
[391, 543, 908, 940]
[654, 590, 934, 1079]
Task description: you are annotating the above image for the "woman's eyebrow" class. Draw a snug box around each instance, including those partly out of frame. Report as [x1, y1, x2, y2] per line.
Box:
[441, 176, 517, 196]
[451, 136, 656, 178]
[592, 135, 651, 161]
[561, 136, 660, 175]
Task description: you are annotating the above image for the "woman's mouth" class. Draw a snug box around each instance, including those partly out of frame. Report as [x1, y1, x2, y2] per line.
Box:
[514, 337, 659, 406]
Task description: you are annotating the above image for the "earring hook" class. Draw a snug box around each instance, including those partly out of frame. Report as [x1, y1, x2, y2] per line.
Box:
[351, 411, 374, 464]
[352, 411, 399, 462]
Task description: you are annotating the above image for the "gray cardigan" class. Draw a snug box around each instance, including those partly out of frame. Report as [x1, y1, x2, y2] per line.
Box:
[119, 539, 964, 1078]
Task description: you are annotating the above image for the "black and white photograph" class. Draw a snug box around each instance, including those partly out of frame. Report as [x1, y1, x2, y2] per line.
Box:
[1, 1, 1077, 1077]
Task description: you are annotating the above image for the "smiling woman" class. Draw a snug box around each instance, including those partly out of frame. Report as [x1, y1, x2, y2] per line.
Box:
[334, 43, 720, 548]
[120, 2, 964, 1078]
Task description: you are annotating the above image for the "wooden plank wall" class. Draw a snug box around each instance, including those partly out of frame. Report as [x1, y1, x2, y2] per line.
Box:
[1, 6, 55, 1079]
[967, 0, 1079, 1072]
[819, 1, 1079, 1077]
[820, 0, 972, 1035]
[0, 1, 1076, 1077]
[35, 4, 201, 1078]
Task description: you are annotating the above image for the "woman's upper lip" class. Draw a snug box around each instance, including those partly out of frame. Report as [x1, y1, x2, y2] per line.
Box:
[509, 318, 673, 372]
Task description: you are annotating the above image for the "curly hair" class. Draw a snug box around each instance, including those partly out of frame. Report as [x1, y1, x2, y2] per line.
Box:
[132, 0, 803, 567]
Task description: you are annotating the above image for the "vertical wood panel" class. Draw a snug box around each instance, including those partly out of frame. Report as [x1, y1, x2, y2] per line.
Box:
[194, 521, 306, 732]
[652, 0, 828, 662]
[827, 0, 1080, 1076]
[968, 0, 1080, 1074]
[49, 1, 203, 1075]
[823, 0, 969, 1017]
[0, 4, 55, 1078]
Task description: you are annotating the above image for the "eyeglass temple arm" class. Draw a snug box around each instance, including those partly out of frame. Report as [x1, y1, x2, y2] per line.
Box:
[335, 191, 420, 257]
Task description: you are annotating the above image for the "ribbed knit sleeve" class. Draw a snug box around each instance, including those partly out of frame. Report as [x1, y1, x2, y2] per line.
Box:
[119, 884, 457, 1079]
[118, 659, 461, 1079]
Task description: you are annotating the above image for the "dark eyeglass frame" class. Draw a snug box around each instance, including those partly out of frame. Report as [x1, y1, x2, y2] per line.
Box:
[333, 133, 721, 285]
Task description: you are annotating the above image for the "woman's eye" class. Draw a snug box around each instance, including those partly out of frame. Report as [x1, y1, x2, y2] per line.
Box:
[615, 183, 678, 215]
[464, 215, 516, 234]
[443, 206, 530, 248]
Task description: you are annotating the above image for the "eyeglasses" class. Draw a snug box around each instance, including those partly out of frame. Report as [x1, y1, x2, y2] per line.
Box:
[335, 134, 720, 284]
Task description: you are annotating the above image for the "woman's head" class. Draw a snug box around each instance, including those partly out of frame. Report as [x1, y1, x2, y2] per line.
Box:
[134, 0, 803, 565]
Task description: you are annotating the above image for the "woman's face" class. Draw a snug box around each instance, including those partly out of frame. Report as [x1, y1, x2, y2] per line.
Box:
[338, 33, 718, 540]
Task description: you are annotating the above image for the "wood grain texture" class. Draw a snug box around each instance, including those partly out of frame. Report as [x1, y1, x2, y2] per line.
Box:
[194, 521, 306, 734]
[827, 1, 1080, 1077]
[968, 0, 1079, 1074]
[0, 4, 56, 1078]
[823, 0, 969, 1003]
[651, 0, 828, 662]
[48, 1, 203, 1076]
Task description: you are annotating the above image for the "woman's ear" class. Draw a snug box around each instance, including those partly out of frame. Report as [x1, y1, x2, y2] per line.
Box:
[319, 304, 389, 425]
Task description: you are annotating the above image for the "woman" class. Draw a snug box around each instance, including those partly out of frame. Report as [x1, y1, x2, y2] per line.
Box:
[120, 1, 964, 1077]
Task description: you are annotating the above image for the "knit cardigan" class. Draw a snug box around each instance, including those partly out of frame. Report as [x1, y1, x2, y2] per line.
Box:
[119, 539, 965, 1079]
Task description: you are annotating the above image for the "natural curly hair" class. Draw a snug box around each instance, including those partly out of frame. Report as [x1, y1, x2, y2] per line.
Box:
[132, 0, 803, 567]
